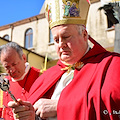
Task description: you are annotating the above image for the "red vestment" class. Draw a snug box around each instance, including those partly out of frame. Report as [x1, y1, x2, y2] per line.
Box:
[1, 67, 40, 120]
[28, 37, 120, 120]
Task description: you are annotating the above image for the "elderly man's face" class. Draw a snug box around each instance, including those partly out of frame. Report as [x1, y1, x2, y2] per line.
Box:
[51, 24, 88, 64]
[0, 48, 26, 79]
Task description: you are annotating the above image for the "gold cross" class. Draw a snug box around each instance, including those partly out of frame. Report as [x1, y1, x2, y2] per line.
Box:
[61, 62, 84, 73]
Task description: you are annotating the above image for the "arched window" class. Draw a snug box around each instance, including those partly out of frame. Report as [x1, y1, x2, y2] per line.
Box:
[3, 35, 9, 40]
[25, 28, 33, 49]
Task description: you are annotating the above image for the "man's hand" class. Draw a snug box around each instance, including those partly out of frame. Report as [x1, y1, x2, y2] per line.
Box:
[34, 98, 58, 119]
[8, 99, 35, 120]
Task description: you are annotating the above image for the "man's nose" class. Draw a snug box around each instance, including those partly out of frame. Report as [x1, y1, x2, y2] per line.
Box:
[59, 39, 66, 47]
[8, 66, 16, 73]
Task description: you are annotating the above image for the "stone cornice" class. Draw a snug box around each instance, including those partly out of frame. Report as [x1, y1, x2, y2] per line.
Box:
[0, 13, 45, 31]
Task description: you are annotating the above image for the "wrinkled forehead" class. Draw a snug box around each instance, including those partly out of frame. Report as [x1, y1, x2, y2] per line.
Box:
[51, 24, 78, 31]
[1, 48, 19, 62]
[51, 24, 80, 36]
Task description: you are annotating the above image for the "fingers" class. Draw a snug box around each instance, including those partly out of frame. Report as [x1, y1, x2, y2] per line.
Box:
[8, 99, 33, 110]
[14, 110, 34, 120]
[8, 99, 35, 120]
[33, 99, 42, 111]
[33, 98, 58, 119]
[8, 100, 19, 108]
[12, 105, 30, 113]
[8, 99, 23, 108]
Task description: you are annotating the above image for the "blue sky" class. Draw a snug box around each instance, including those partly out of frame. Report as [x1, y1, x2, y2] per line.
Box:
[0, 0, 45, 26]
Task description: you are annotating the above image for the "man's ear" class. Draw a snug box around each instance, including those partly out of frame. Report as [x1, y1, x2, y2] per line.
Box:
[22, 54, 27, 63]
[83, 29, 88, 41]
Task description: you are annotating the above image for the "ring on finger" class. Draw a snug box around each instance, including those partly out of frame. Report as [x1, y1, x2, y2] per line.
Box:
[15, 113, 19, 119]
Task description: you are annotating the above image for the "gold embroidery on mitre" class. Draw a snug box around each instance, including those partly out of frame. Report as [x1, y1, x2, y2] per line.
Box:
[45, 0, 90, 29]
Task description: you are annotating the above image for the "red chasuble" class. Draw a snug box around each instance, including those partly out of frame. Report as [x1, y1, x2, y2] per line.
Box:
[2, 67, 40, 120]
[28, 37, 120, 120]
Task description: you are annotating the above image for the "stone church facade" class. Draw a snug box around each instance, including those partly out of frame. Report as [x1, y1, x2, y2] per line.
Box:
[0, 0, 116, 61]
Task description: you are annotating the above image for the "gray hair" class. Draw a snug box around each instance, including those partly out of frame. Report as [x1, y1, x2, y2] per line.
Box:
[0, 42, 23, 59]
[76, 25, 86, 35]
[76, 25, 88, 40]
